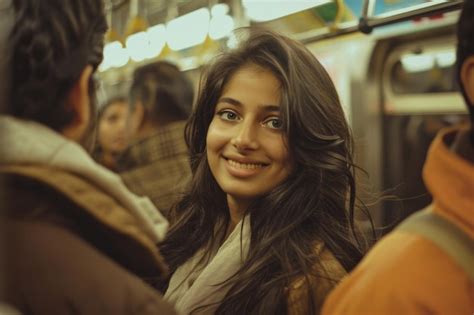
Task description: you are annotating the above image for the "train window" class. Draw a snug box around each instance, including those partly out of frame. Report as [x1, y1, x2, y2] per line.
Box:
[373, 0, 429, 15]
[379, 34, 469, 230]
[383, 36, 466, 114]
[391, 49, 458, 94]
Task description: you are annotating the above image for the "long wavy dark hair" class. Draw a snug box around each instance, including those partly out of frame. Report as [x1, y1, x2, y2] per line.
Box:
[9, 0, 107, 132]
[161, 28, 369, 314]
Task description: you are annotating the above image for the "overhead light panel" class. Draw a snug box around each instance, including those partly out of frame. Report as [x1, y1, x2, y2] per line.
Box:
[147, 24, 167, 58]
[211, 3, 230, 17]
[209, 4, 235, 40]
[124, 0, 149, 62]
[100, 41, 129, 71]
[167, 8, 210, 51]
[126, 31, 150, 62]
[242, 0, 332, 22]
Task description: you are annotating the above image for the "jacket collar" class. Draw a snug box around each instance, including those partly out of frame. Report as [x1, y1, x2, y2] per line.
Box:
[0, 115, 169, 242]
[423, 126, 474, 238]
[122, 121, 188, 168]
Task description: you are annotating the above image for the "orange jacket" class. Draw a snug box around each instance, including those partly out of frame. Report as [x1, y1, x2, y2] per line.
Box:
[322, 127, 474, 315]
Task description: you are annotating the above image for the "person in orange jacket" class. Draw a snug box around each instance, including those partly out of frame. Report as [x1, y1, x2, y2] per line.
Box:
[322, 2, 474, 314]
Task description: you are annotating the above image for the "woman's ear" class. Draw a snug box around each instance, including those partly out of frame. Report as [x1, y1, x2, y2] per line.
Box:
[62, 65, 94, 141]
[460, 56, 474, 107]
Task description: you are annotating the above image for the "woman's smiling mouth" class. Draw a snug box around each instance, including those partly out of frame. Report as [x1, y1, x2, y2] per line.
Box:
[223, 156, 269, 177]
[228, 159, 265, 169]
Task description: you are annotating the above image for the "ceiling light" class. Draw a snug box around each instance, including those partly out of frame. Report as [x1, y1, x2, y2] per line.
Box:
[126, 31, 150, 62]
[100, 41, 129, 71]
[167, 8, 210, 51]
[209, 4, 234, 40]
[147, 23, 167, 58]
[242, 0, 332, 22]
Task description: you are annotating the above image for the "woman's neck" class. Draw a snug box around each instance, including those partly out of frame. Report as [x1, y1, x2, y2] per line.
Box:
[226, 195, 251, 237]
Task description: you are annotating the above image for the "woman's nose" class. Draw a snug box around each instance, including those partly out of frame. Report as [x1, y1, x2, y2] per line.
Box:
[231, 121, 259, 151]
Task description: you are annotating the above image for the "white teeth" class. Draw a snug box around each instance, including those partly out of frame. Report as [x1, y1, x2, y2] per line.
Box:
[228, 159, 264, 169]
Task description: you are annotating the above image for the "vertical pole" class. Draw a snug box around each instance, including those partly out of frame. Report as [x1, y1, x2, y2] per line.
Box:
[231, 0, 250, 27]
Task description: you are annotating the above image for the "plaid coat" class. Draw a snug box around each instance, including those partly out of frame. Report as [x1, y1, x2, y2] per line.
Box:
[120, 121, 191, 218]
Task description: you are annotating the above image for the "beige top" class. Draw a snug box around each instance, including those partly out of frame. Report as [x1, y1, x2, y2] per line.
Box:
[165, 217, 346, 315]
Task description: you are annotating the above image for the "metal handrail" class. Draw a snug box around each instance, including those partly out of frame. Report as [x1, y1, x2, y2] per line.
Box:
[296, 21, 359, 44]
[298, 0, 463, 44]
[360, 0, 463, 33]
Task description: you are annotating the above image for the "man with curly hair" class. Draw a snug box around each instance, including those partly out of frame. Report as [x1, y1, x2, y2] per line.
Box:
[0, 1, 176, 314]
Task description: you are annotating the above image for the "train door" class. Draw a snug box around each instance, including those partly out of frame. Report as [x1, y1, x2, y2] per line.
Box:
[378, 28, 468, 230]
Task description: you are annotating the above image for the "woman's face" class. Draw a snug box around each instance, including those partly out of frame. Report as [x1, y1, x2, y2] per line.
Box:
[206, 64, 293, 209]
[98, 101, 129, 154]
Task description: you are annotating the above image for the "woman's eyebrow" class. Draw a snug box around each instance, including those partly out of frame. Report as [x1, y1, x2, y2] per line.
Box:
[218, 97, 280, 112]
[217, 97, 241, 106]
[260, 105, 280, 112]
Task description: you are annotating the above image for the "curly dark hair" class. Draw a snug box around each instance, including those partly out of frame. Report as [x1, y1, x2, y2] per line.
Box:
[10, 0, 107, 131]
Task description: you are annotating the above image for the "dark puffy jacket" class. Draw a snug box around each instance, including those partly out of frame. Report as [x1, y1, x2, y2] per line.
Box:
[1, 165, 177, 315]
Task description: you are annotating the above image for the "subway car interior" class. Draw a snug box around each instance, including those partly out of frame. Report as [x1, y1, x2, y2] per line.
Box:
[96, 0, 466, 232]
[0, 0, 470, 313]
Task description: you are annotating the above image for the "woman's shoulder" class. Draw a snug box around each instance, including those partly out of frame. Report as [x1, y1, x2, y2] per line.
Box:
[287, 243, 346, 315]
[289, 243, 346, 290]
[316, 243, 347, 283]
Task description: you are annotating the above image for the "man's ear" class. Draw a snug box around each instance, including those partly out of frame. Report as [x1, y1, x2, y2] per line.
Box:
[62, 65, 93, 141]
[460, 56, 474, 106]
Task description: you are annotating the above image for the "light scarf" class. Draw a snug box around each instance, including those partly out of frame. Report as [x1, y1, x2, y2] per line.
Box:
[0, 115, 169, 243]
[165, 217, 251, 315]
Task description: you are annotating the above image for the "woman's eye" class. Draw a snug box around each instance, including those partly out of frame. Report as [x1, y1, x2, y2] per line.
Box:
[218, 110, 239, 121]
[263, 118, 283, 130]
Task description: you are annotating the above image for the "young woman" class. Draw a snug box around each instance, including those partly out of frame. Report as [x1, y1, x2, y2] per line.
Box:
[161, 28, 369, 315]
[94, 96, 130, 170]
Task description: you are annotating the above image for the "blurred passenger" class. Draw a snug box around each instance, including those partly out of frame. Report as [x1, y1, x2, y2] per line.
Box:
[94, 96, 130, 171]
[0, 0, 175, 314]
[0, 0, 14, 310]
[0, 0, 12, 114]
[160, 28, 369, 314]
[120, 61, 194, 217]
[322, 3, 474, 314]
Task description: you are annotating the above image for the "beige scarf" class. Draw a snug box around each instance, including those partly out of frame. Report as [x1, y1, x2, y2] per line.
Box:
[165, 217, 251, 314]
